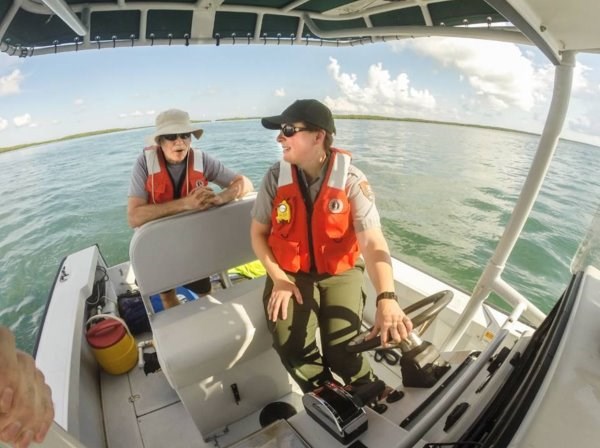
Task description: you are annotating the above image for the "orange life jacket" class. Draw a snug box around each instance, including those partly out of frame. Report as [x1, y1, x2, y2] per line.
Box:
[268, 148, 359, 275]
[144, 146, 208, 204]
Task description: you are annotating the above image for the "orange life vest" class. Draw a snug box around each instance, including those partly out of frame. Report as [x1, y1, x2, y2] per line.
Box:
[268, 148, 359, 275]
[144, 146, 208, 204]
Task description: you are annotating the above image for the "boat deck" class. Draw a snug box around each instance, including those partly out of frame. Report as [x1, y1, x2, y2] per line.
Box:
[101, 332, 306, 447]
[99, 322, 480, 448]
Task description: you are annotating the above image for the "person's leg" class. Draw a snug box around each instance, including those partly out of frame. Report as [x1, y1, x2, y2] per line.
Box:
[160, 289, 180, 309]
[184, 277, 212, 295]
[263, 273, 333, 393]
[318, 264, 375, 387]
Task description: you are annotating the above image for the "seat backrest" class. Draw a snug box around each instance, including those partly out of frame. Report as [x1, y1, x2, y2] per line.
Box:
[129, 194, 257, 297]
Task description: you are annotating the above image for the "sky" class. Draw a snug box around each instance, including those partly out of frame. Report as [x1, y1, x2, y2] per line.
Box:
[1, 36, 600, 148]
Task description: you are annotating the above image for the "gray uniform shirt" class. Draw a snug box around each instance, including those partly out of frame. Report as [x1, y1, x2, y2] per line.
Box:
[128, 148, 238, 201]
[251, 158, 381, 233]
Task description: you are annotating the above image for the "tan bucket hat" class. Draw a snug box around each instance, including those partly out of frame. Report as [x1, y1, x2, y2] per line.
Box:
[149, 109, 204, 143]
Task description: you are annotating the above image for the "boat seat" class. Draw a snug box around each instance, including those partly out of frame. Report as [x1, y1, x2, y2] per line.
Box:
[129, 194, 295, 439]
[129, 194, 259, 297]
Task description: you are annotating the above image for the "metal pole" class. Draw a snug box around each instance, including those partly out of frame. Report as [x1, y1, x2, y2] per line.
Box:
[442, 51, 576, 351]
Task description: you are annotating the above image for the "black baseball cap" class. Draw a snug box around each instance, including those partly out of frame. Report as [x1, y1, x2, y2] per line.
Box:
[261, 99, 336, 134]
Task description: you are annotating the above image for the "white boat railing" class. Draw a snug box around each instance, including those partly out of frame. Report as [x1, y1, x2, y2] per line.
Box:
[442, 51, 576, 351]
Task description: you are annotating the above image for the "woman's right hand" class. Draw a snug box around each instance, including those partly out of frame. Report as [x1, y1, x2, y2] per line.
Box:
[267, 279, 303, 322]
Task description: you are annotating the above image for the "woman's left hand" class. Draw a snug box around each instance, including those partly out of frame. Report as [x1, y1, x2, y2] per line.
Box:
[368, 300, 413, 347]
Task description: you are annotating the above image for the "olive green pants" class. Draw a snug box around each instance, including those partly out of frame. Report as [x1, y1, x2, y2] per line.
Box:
[263, 263, 375, 393]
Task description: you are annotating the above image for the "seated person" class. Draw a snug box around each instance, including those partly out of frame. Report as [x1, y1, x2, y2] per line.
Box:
[127, 108, 253, 308]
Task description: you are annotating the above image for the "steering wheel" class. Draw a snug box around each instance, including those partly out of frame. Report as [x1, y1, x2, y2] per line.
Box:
[346, 290, 454, 353]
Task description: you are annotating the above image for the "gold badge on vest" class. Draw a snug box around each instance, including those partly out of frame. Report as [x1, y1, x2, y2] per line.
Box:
[276, 200, 291, 223]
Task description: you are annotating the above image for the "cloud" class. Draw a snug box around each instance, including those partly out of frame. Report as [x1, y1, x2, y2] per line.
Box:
[324, 57, 436, 116]
[568, 107, 600, 138]
[0, 53, 16, 68]
[0, 69, 23, 96]
[0, 117, 7, 131]
[275, 88, 286, 97]
[391, 37, 551, 111]
[118, 110, 155, 119]
[13, 113, 31, 127]
[74, 98, 84, 106]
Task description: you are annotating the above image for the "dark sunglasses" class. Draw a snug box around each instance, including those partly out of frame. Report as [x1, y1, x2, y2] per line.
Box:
[162, 133, 192, 141]
[280, 124, 310, 137]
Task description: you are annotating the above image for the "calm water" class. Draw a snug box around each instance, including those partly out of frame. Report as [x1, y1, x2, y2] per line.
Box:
[1, 120, 599, 353]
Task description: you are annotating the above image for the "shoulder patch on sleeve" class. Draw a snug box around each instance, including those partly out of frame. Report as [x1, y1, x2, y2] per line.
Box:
[359, 181, 374, 201]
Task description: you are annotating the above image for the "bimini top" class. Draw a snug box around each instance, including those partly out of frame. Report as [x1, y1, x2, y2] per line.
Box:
[0, 0, 598, 64]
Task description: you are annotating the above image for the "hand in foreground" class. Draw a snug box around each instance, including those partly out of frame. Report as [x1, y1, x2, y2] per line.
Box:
[0, 327, 54, 448]
[266, 279, 303, 322]
[367, 300, 413, 347]
[184, 186, 216, 211]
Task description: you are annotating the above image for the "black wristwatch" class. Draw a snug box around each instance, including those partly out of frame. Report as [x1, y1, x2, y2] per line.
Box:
[376, 291, 398, 306]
